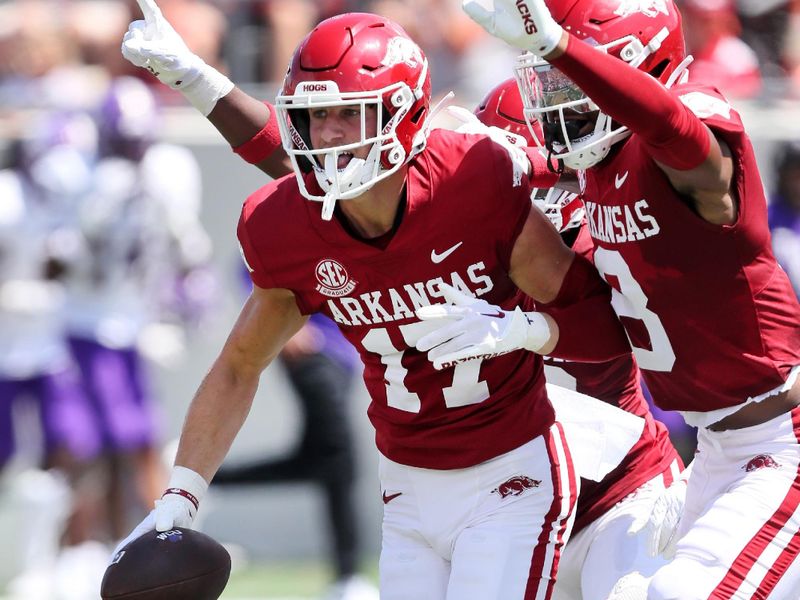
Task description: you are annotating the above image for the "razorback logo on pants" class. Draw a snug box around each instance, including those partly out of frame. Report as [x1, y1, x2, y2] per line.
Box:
[743, 454, 781, 472]
[492, 475, 541, 499]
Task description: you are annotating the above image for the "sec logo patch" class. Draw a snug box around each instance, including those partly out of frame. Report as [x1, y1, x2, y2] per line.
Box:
[315, 259, 357, 297]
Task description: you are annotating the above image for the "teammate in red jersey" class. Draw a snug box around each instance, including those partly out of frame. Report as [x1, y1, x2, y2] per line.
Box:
[112, 2, 646, 598]
[469, 77, 682, 600]
[429, 0, 800, 598]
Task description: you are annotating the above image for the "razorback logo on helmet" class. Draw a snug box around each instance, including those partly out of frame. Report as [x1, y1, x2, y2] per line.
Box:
[613, 0, 669, 18]
[492, 475, 541, 499]
[315, 259, 357, 298]
[381, 36, 423, 69]
[743, 454, 781, 472]
[679, 92, 733, 120]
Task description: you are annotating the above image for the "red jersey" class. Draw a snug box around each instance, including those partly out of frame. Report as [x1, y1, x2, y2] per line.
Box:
[583, 83, 800, 414]
[238, 129, 554, 469]
[544, 225, 680, 534]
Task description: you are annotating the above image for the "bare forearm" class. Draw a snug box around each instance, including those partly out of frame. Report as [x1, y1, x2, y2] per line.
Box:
[174, 359, 260, 482]
[208, 87, 292, 179]
[207, 87, 272, 147]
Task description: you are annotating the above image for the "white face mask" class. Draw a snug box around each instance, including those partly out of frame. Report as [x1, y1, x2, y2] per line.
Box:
[514, 27, 679, 170]
[275, 80, 423, 220]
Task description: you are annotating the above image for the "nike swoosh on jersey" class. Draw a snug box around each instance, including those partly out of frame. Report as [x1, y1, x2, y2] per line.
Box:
[431, 241, 463, 263]
[614, 171, 629, 189]
[382, 491, 402, 504]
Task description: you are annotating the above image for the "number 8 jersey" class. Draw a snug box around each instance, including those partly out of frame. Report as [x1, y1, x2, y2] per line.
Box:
[238, 129, 554, 469]
[581, 83, 800, 420]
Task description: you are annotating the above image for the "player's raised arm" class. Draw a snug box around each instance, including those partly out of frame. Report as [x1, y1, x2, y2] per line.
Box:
[463, 0, 735, 225]
[121, 0, 290, 178]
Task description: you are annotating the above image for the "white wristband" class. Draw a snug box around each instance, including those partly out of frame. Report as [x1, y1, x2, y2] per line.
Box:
[178, 62, 234, 117]
[535, 23, 564, 57]
[164, 465, 209, 510]
[520, 310, 552, 352]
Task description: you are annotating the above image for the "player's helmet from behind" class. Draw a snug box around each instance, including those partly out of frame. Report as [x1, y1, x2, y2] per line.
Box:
[275, 12, 431, 220]
[97, 76, 159, 161]
[475, 78, 584, 234]
[515, 0, 686, 170]
[474, 77, 530, 141]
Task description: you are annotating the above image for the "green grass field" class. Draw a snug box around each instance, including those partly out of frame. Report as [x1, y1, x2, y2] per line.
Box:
[221, 560, 378, 599]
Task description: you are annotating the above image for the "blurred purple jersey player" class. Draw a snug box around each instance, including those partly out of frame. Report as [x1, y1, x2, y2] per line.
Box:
[61, 76, 213, 541]
[0, 111, 100, 471]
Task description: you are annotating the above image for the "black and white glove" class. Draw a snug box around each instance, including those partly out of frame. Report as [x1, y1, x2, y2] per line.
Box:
[121, 0, 233, 115]
[415, 284, 552, 370]
[462, 0, 564, 56]
[110, 466, 208, 562]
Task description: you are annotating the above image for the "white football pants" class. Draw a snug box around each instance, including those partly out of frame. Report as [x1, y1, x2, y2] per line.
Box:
[649, 406, 800, 599]
[378, 423, 577, 600]
[551, 461, 681, 600]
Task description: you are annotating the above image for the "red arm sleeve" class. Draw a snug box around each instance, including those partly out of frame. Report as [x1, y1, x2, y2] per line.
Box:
[540, 253, 631, 362]
[550, 35, 710, 170]
[232, 102, 283, 164]
[524, 146, 561, 188]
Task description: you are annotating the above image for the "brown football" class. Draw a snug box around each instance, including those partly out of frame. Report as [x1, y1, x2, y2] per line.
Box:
[101, 528, 231, 600]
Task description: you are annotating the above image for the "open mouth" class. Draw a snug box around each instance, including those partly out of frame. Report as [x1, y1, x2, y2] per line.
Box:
[337, 152, 354, 170]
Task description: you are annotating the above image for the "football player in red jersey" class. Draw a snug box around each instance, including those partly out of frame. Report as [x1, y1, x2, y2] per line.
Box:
[429, 0, 800, 598]
[467, 77, 683, 600]
[112, 1, 647, 598]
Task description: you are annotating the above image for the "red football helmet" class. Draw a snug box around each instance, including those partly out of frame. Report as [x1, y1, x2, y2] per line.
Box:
[275, 13, 431, 219]
[474, 78, 533, 144]
[473, 78, 585, 234]
[515, 0, 687, 170]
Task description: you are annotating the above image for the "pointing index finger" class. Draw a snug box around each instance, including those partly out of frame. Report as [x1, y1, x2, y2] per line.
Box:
[136, 0, 164, 26]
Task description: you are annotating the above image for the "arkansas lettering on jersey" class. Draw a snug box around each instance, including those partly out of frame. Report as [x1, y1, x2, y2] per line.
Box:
[582, 83, 800, 413]
[238, 128, 554, 469]
[544, 225, 680, 534]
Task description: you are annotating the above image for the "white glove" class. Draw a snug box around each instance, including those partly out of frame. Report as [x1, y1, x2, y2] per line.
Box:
[109, 466, 208, 563]
[462, 0, 563, 56]
[447, 106, 531, 181]
[415, 284, 552, 370]
[627, 472, 689, 559]
[121, 0, 233, 115]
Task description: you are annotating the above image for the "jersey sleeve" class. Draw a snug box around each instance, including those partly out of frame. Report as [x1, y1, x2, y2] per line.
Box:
[674, 84, 745, 139]
[237, 195, 276, 290]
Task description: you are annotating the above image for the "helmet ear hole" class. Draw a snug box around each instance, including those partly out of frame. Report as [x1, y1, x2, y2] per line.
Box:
[649, 59, 671, 79]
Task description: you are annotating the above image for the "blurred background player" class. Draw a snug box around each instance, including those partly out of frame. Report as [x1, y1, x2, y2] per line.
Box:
[59, 75, 214, 545]
[679, 0, 762, 100]
[769, 140, 800, 298]
[0, 111, 101, 598]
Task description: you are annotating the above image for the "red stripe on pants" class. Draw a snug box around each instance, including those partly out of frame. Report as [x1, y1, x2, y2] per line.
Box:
[525, 422, 577, 600]
[710, 408, 800, 599]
